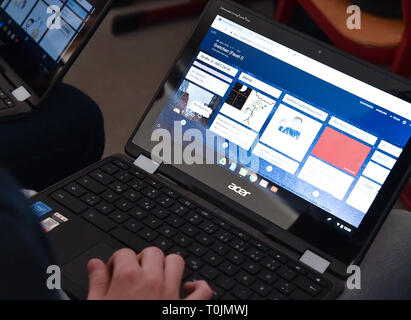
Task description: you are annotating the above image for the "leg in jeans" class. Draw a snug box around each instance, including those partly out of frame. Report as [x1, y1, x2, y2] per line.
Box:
[0, 83, 105, 191]
[339, 209, 411, 299]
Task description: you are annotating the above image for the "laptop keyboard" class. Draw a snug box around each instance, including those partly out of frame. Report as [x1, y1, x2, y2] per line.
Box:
[50, 158, 332, 300]
[0, 89, 15, 111]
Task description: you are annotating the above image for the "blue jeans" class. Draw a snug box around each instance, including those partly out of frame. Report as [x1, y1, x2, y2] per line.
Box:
[0, 83, 105, 191]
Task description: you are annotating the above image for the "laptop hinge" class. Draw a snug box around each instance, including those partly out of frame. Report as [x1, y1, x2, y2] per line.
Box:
[12, 86, 31, 101]
[299, 250, 331, 274]
[133, 154, 161, 174]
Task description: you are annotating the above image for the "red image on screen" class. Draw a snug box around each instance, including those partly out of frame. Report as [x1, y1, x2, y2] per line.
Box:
[312, 127, 371, 175]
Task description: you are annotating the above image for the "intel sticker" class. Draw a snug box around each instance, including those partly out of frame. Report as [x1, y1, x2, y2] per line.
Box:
[31, 201, 52, 217]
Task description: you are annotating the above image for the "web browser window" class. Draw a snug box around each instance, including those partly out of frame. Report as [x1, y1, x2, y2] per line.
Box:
[154, 15, 411, 232]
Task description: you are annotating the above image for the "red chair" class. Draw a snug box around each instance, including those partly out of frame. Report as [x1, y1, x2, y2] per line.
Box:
[274, 0, 411, 78]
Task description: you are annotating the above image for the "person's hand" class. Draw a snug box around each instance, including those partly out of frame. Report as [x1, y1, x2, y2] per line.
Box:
[87, 247, 213, 300]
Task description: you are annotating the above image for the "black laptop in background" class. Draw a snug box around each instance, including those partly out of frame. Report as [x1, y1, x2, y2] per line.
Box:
[0, 0, 112, 121]
[31, 0, 411, 300]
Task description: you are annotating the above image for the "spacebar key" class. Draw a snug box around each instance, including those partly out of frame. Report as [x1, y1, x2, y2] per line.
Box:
[111, 227, 150, 253]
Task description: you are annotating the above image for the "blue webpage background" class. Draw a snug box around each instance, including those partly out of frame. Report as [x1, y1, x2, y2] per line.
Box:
[155, 27, 411, 228]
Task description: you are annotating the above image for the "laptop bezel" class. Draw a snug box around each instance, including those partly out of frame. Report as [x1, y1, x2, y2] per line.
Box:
[125, 0, 411, 274]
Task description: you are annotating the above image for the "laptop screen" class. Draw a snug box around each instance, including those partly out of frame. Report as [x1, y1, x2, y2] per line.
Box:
[148, 14, 411, 237]
[0, 0, 108, 96]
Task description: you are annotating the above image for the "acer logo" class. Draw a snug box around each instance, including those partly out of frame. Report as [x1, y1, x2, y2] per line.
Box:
[228, 183, 251, 197]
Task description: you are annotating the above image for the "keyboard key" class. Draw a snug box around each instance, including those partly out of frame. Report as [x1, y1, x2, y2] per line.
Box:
[293, 276, 321, 296]
[145, 178, 161, 189]
[95, 202, 115, 215]
[250, 240, 269, 252]
[142, 187, 161, 200]
[216, 276, 235, 290]
[245, 248, 264, 261]
[308, 273, 328, 287]
[115, 199, 133, 212]
[123, 190, 140, 202]
[232, 286, 252, 300]
[77, 176, 105, 194]
[109, 181, 128, 194]
[275, 279, 295, 295]
[109, 212, 129, 224]
[142, 216, 162, 229]
[195, 233, 214, 246]
[138, 228, 158, 242]
[0, 90, 7, 99]
[214, 230, 233, 243]
[268, 289, 290, 300]
[51, 190, 87, 214]
[236, 271, 255, 286]
[90, 170, 114, 185]
[64, 183, 87, 197]
[162, 188, 179, 199]
[137, 198, 156, 211]
[214, 218, 231, 231]
[123, 219, 143, 233]
[251, 281, 272, 297]
[230, 239, 249, 252]
[178, 199, 196, 209]
[81, 194, 101, 206]
[196, 209, 213, 219]
[226, 252, 245, 265]
[156, 195, 174, 208]
[128, 208, 148, 220]
[261, 256, 281, 272]
[219, 261, 239, 277]
[151, 207, 169, 219]
[81, 209, 115, 232]
[128, 179, 147, 191]
[4, 99, 14, 107]
[199, 221, 219, 234]
[203, 251, 223, 267]
[288, 261, 308, 275]
[186, 257, 202, 271]
[101, 190, 120, 203]
[175, 233, 192, 248]
[213, 243, 230, 256]
[101, 163, 119, 175]
[242, 261, 261, 275]
[188, 243, 207, 257]
[166, 216, 185, 228]
[158, 225, 178, 238]
[199, 266, 219, 281]
[180, 224, 199, 237]
[128, 168, 145, 179]
[258, 270, 278, 285]
[270, 250, 288, 264]
[185, 212, 203, 225]
[232, 229, 250, 241]
[154, 238, 173, 252]
[113, 159, 130, 170]
[170, 203, 189, 216]
[111, 227, 149, 252]
[277, 266, 297, 281]
[114, 171, 133, 183]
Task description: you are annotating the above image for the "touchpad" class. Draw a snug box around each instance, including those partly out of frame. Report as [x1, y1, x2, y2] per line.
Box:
[63, 243, 115, 291]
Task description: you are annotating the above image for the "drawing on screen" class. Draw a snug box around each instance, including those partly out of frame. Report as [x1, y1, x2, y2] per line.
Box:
[278, 116, 303, 140]
[171, 80, 221, 126]
[220, 82, 276, 132]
